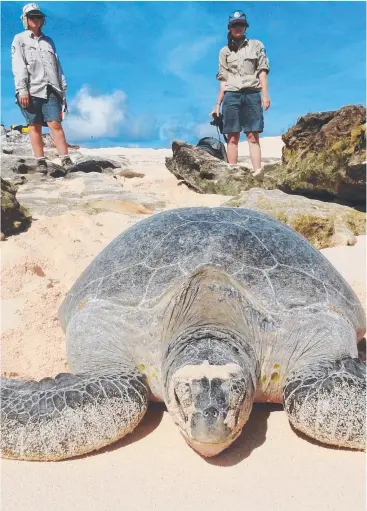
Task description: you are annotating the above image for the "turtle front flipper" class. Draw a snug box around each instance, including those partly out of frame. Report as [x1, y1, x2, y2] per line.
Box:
[283, 357, 366, 450]
[1, 366, 148, 461]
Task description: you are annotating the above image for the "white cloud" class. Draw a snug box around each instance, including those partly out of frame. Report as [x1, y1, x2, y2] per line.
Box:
[64, 86, 158, 142]
[159, 117, 219, 143]
[64, 86, 127, 140]
[63, 85, 217, 146]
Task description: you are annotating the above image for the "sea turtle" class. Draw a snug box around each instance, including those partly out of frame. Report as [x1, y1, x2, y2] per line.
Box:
[1, 207, 366, 461]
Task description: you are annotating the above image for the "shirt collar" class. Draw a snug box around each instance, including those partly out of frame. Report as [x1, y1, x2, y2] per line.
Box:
[229, 37, 248, 52]
[27, 30, 44, 39]
[238, 37, 248, 50]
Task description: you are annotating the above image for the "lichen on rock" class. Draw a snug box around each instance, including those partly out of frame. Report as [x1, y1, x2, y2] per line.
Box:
[263, 105, 366, 207]
[1, 178, 32, 238]
[223, 188, 365, 248]
[165, 140, 259, 195]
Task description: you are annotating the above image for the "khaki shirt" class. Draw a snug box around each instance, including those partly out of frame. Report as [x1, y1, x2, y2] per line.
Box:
[11, 30, 66, 99]
[216, 39, 270, 91]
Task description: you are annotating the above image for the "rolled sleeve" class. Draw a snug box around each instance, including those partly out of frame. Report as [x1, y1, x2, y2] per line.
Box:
[216, 48, 229, 81]
[256, 42, 270, 74]
[11, 36, 29, 96]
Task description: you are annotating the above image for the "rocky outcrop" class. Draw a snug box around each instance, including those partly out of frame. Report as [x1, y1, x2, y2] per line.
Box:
[1, 154, 67, 178]
[1, 178, 32, 238]
[1, 127, 79, 152]
[165, 141, 260, 195]
[66, 155, 122, 174]
[165, 106, 366, 208]
[1, 126, 124, 180]
[1, 153, 126, 182]
[15, 170, 163, 217]
[223, 188, 365, 248]
[264, 105, 366, 207]
[1, 130, 57, 159]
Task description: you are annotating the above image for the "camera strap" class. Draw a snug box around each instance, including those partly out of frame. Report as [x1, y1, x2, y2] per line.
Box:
[217, 126, 228, 144]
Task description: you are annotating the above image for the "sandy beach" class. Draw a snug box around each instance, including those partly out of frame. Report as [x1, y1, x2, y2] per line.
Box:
[1, 136, 365, 511]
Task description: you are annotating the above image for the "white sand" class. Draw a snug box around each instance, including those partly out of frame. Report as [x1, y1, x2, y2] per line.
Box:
[1, 138, 365, 511]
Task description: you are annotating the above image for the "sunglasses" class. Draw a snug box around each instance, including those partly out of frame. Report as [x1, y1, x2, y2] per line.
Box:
[27, 15, 44, 20]
[230, 22, 245, 28]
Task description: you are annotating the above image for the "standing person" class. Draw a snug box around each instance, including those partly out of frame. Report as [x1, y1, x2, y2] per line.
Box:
[210, 10, 270, 175]
[11, 3, 73, 174]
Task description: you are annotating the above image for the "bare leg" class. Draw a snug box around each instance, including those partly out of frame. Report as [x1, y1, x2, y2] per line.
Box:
[47, 120, 69, 157]
[246, 132, 262, 172]
[227, 132, 240, 164]
[28, 124, 44, 158]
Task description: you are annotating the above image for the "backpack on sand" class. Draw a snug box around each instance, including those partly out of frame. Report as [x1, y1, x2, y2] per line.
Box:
[196, 137, 228, 162]
[196, 113, 228, 162]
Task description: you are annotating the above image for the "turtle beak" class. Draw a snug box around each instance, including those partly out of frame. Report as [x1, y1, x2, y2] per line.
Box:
[182, 428, 243, 457]
[178, 402, 246, 457]
[190, 407, 232, 444]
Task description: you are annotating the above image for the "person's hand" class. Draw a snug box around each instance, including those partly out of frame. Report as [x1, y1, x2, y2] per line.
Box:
[262, 95, 271, 110]
[19, 94, 30, 108]
[210, 104, 221, 118]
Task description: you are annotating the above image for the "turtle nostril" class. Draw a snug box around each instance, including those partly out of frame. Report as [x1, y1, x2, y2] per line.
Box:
[203, 406, 219, 419]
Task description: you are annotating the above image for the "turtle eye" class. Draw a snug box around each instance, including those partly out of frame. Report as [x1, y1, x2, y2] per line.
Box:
[231, 384, 241, 395]
[230, 381, 245, 403]
[231, 380, 242, 391]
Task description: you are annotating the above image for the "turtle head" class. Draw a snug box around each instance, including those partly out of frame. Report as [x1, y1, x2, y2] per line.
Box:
[164, 337, 256, 457]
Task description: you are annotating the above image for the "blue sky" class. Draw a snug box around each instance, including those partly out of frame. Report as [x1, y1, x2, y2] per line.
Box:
[1, 1, 366, 148]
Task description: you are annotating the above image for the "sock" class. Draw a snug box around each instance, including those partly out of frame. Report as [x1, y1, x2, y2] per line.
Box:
[36, 156, 46, 161]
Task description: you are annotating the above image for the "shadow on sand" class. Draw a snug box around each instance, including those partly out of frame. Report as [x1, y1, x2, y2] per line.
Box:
[203, 403, 283, 467]
[70, 402, 285, 464]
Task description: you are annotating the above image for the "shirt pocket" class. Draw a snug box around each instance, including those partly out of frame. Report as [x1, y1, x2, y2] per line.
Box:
[41, 47, 57, 69]
[23, 43, 37, 64]
[240, 50, 258, 76]
[226, 53, 239, 73]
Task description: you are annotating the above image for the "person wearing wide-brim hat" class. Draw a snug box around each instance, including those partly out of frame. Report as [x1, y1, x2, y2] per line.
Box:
[11, 3, 73, 175]
[210, 11, 270, 175]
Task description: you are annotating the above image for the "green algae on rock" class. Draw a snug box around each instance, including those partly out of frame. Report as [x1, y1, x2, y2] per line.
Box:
[1, 178, 32, 238]
[263, 105, 366, 207]
[223, 188, 365, 249]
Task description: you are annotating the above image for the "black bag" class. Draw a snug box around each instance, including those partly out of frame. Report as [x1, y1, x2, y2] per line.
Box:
[196, 137, 228, 162]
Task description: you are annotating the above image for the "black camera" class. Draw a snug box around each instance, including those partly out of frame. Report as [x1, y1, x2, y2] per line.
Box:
[210, 112, 224, 129]
[209, 112, 227, 142]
